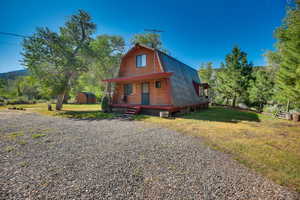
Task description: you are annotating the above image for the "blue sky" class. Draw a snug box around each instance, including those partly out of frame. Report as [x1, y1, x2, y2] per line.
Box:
[0, 0, 288, 73]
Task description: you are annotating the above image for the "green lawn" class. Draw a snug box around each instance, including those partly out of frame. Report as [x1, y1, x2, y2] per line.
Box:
[136, 107, 300, 192]
[0, 103, 115, 119]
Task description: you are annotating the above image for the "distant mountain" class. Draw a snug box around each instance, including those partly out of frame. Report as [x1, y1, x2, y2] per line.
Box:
[0, 69, 29, 79]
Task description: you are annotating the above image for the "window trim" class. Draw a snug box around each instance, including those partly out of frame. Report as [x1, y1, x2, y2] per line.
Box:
[155, 81, 161, 88]
[136, 54, 147, 67]
[124, 83, 133, 95]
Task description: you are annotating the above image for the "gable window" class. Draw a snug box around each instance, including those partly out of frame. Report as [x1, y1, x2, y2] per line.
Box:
[155, 81, 161, 88]
[136, 54, 147, 67]
[124, 84, 133, 95]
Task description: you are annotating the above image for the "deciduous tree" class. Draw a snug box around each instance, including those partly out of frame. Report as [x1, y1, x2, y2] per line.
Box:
[131, 33, 166, 51]
[22, 10, 96, 110]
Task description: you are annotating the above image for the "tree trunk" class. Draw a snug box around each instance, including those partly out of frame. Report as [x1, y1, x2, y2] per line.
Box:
[259, 102, 263, 112]
[225, 98, 229, 105]
[232, 96, 236, 107]
[286, 99, 290, 112]
[106, 82, 112, 112]
[56, 91, 66, 111]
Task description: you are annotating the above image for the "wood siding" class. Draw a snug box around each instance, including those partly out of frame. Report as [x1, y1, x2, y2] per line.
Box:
[118, 47, 163, 77]
[113, 79, 171, 105]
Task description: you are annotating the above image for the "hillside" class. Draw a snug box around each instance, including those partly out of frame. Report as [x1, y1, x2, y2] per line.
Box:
[0, 69, 28, 80]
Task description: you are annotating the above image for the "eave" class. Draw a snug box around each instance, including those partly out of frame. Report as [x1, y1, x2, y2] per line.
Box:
[103, 72, 173, 83]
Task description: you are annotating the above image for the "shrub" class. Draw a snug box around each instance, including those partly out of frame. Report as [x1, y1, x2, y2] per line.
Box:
[101, 95, 110, 112]
[263, 105, 283, 116]
[5, 97, 37, 105]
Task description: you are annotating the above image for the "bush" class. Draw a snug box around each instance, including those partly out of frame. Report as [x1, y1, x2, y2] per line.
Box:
[5, 97, 36, 105]
[36, 99, 47, 103]
[263, 105, 283, 116]
[101, 95, 110, 112]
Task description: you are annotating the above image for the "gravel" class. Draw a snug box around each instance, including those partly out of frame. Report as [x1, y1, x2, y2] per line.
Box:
[0, 110, 299, 200]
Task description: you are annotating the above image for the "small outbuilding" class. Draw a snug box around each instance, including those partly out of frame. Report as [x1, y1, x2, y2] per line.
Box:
[76, 92, 97, 104]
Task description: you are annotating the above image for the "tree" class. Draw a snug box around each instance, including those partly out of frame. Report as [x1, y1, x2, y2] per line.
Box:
[216, 46, 253, 107]
[248, 70, 274, 111]
[270, 1, 300, 110]
[87, 35, 125, 103]
[198, 62, 213, 83]
[131, 33, 165, 51]
[198, 62, 216, 102]
[22, 10, 96, 110]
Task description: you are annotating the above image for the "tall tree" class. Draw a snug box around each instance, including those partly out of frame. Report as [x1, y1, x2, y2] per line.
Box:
[248, 70, 274, 111]
[87, 35, 125, 102]
[22, 10, 96, 110]
[271, 1, 300, 110]
[131, 33, 165, 51]
[216, 46, 253, 107]
[198, 62, 216, 102]
[198, 62, 213, 83]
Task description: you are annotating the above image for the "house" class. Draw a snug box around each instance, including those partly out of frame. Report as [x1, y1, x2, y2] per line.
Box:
[76, 92, 97, 104]
[103, 44, 209, 115]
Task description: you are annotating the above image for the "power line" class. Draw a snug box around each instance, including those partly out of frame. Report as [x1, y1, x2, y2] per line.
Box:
[0, 32, 28, 38]
[144, 29, 164, 34]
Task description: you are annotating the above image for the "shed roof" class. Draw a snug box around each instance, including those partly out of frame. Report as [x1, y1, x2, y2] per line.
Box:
[79, 92, 96, 98]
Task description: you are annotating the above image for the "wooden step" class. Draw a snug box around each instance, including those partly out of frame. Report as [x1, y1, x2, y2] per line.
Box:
[125, 111, 136, 114]
[124, 106, 141, 115]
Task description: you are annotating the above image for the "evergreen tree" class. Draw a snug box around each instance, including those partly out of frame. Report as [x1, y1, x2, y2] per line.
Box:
[216, 46, 253, 107]
[273, 1, 300, 110]
[248, 70, 274, 111]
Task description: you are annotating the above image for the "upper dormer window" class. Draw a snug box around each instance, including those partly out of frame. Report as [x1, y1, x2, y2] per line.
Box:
[136, 54, 147, 67]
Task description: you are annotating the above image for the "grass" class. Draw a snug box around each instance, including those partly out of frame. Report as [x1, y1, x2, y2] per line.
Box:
[31, 133, 46, 139]
[5, 146, 15, 152]
[136, 107, 300, 192]
[6, 131, 24, 139]
[0, 103, 115, 119]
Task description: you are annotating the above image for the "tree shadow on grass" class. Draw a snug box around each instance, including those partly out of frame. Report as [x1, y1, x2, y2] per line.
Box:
[56, 110, 117, 121]
[181, 107, 260, 123]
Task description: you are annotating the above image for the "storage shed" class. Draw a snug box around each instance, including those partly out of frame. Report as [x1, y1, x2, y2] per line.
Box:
[76, 92, 97, 104]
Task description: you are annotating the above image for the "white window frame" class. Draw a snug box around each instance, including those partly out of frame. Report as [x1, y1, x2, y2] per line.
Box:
[136, 54, 147, 67]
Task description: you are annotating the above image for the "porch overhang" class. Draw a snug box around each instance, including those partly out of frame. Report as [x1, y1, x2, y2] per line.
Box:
[102, 72, 173, 83]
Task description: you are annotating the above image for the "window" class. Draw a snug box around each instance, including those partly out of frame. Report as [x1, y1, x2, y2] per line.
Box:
[136, 54, 147, 67]
[124, 84, 133, 95]
[155, 81, 161, 88]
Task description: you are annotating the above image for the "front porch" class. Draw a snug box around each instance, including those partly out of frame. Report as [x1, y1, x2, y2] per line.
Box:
[104, 72, 173, 107]
[111, 102, 209, 116]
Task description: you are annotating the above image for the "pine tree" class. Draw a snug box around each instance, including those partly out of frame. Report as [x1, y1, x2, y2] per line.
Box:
[216, 46, 253, 107]
[248, 70, 274, 111]
[274, 1, 300, 109]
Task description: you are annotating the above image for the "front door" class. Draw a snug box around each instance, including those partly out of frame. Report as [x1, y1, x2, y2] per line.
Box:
[141, 82, 150, 105]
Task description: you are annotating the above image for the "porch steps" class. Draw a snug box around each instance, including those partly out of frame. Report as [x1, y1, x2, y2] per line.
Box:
[124, 106, 141, 116]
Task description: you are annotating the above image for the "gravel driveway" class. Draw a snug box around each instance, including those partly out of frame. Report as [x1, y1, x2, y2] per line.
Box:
[0, 110, 299, 200]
